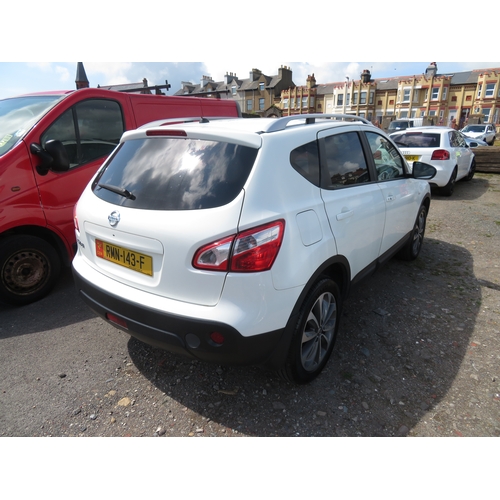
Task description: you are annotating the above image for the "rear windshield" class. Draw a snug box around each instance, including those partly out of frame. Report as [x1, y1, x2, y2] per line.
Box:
[92, 137, 258, 210]
[392, 133, 441, 148]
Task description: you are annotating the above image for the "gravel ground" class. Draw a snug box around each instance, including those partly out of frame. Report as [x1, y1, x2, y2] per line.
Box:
[0, 173, 499, 439]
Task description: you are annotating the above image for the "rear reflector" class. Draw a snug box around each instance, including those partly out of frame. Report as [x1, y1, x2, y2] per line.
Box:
[106, 313, 128, 329]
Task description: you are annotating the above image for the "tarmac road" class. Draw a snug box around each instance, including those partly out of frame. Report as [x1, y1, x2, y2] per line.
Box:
[1, 173, 499, 438]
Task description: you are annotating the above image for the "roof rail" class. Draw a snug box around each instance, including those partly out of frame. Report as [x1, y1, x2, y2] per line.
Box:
[265, 114, 373, 133]
[139, 116, 229, 129]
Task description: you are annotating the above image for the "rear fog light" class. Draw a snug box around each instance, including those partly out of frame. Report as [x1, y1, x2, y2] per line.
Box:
[210, 331, 225, 345]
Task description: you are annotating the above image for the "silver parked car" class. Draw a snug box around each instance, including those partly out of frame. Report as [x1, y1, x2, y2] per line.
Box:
[460, 123, 496, 145]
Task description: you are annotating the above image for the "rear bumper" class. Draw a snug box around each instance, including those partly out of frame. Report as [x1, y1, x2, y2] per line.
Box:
[72, 266, 284, 366]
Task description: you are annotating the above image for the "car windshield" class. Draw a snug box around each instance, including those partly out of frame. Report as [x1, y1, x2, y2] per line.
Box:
[92, 137, 259, 210]
[392, 133, 441, 148]
[0, 95, 64, 156]
[462, 125, 485, 133]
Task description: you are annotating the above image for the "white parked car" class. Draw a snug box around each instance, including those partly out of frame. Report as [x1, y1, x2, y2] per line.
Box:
[460, 123, 496, 145]
[391, 126, 476, 196]
[72, 114, 436, 384]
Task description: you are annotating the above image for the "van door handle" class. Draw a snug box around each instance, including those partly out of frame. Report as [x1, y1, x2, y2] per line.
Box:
[336, 209, 354, 221]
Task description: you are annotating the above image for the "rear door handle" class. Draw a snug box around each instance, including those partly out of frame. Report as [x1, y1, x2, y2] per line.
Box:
[336, 210, 354, 221]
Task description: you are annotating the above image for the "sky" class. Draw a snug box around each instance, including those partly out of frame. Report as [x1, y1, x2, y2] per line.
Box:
[2, 2, 499, 101]
[2, 61, 500, 101]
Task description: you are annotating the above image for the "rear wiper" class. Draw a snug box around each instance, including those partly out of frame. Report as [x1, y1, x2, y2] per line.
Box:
[98, 183, 136, 200]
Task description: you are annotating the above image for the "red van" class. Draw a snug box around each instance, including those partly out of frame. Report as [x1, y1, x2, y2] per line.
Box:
[0, 88, 241, 305]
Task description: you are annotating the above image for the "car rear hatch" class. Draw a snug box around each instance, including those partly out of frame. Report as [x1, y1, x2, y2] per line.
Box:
[76, 128, 260, 306]
[392, 131, 442, 164]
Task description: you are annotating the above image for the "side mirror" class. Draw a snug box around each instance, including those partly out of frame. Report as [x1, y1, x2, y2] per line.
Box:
[31, 140, 70, 175]
[412, 161, 436, 180]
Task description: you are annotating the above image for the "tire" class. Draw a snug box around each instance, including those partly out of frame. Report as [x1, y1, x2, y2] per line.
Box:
[439, 168, 457, 197]
[397, 204, 427, 261]
[0, 235, 61, 306]
[464, 158, 476, 181]
[279, 278, 341, 384]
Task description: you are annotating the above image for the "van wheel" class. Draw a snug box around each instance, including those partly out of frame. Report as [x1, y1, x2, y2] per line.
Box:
[439, 168, 457, 197]
[397, 204, 427, 261]
[0, 236, 61, 306]
[279, 278, 341, 384]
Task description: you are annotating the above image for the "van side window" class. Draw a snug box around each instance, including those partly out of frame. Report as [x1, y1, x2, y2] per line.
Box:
[41, 99, 124, 169]
[320, 131, 369, 188]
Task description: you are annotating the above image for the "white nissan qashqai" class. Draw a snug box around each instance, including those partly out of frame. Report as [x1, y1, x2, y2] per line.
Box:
[72, 114, 436, 384]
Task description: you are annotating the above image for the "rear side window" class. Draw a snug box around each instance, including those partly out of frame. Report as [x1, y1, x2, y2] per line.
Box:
[290, 140, 320, 186]
[41, 99, 124, 168]
[92, 137, 258, 210]
[393, 133, 441, 148]
[320, 131, 369, 188]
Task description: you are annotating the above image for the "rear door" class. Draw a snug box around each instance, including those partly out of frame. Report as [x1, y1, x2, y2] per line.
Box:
[318, 128, 385, 282]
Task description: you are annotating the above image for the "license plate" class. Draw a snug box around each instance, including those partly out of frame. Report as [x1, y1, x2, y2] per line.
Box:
[96, 239, 153, 276]
[404, 155, 420, 162]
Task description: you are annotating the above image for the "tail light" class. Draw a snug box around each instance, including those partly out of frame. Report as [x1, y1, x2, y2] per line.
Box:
[193, 220, 285, 273]
[73, 204, 79, 231]
[431, 149, 450, 160]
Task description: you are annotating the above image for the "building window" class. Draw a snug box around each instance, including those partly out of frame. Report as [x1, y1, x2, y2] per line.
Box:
[231, 85, 237, 95]
[477, 84, 482, 98]
[346, 93, 350, 106]
[369, 91, 374, 104]
[353, 92, 358, 105]
[283, 98, 289, 109]
[431, 87, 439, 100]
[466, 95, 472, 101]
[413, 89, 419, 103]
[337, 94, 344, 106]
[259, 98, 265, 110]
[485, 83, 495, 98]
[482, 109, 491, 121]
[403, 88, 411, 102]
[247, 99, 252, 111]
[259, 82, 265, 91]
[310, 97, 315, 107]
[442, 87, 448, 100]
[291, 98, 295, 108]
[302, 97, 308, 108]
[360, 92, 367, 104]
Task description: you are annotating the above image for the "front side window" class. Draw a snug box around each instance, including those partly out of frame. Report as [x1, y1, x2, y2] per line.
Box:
[41, 99, 124, 168]
[366, 132, 405, 180]
[92, 138, 258, 210]
[320, 131, 369, 188]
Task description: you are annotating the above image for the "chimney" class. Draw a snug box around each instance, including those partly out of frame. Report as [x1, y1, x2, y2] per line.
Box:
[225, 72, 238, 84]
[425, 62, 438, 78]
[306, 73, 316, 89]
[250, 68, 262, 81]
[201, 75, 213, 88]
[361, 69, 371, 84]
[75, 62, 89, 89]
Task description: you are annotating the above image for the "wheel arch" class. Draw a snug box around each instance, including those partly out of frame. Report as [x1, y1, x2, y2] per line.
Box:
[263, 255, 351, 370]
[0, 225, 71, 267]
